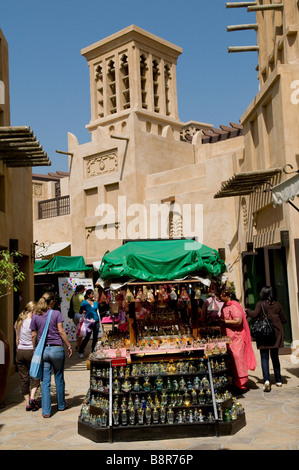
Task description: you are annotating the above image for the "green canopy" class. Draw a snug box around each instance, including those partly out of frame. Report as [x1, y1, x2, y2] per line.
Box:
[98, 240, 226, 282]
[34, 256, 91, 274]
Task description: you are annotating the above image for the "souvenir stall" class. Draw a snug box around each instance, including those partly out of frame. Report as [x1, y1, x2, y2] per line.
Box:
[78, 240, 246, 443]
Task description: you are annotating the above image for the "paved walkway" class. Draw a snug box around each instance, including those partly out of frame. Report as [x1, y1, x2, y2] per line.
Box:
[0, 343, 298, 450]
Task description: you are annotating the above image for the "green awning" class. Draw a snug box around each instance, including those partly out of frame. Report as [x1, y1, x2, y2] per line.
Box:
[34, 256, 91, 273]
[98, 240, 226, 282]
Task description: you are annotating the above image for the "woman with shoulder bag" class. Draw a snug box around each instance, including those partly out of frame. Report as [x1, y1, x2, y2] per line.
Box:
[30, 292, 72, 418]
[246, 286, 287, 392]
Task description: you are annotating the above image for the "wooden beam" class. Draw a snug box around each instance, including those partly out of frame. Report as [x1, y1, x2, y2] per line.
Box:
[228, 46, 259, 52]
[226, 2, 256, 8]
[247, 3, 283, 11]
[227, 24, 258, 32]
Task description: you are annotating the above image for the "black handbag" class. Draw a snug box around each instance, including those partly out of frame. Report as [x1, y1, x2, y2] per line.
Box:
[251, 301, 275, 343]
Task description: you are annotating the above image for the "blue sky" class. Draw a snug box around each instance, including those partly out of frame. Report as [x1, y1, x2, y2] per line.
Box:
[1, 0, 259, 174]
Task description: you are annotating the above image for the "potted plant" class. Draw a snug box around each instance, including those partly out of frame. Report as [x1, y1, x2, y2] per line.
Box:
[0, 250, 25, 406]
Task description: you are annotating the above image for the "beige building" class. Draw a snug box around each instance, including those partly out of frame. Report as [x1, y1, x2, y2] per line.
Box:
[0, 27, 50, 374]
[33, 5, 299, 347]
[215, 0, 299, 345]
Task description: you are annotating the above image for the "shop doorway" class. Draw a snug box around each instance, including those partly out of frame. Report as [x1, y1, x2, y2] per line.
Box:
[242, 246, 292, 345]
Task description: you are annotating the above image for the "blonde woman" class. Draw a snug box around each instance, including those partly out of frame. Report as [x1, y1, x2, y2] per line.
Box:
[30, 292, 72, 418]
[14, 301, 40, 411]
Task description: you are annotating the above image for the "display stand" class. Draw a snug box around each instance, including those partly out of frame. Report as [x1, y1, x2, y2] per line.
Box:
[78, 349, 246, 443]
[78, 279, 246, 443]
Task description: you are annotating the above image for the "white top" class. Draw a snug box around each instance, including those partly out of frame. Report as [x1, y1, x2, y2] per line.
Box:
[17, 317, 34, 350]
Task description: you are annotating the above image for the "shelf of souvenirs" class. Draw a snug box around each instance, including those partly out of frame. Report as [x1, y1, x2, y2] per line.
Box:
[91, 357, 228, 378]
[89, 333, 231, 362]
[79, 391, 244, 428]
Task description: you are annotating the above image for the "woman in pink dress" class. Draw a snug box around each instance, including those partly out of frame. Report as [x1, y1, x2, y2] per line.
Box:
[220, 286, 257, 392]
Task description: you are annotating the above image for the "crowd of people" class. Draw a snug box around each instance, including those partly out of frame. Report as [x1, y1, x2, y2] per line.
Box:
[14, 281, 287, 418]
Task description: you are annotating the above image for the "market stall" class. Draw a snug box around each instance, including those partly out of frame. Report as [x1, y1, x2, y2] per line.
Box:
[78, 240, 246, 443]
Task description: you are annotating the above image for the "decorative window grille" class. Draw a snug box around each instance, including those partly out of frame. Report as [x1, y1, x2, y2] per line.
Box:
[164, 64, 171, 116]
[140, 54, 148, 109]
[152, 59, 160, 113]
[95, 63, 104, 118]
[107, 59, 117, 114]
[38, 195, 70, 220]
[120, 54, 130, 110]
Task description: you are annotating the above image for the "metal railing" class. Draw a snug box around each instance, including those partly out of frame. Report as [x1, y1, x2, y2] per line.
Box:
[38, 195, 70, 219]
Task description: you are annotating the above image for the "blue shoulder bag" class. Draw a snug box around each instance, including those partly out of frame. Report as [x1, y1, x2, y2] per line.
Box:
[30, 310, 53, 379]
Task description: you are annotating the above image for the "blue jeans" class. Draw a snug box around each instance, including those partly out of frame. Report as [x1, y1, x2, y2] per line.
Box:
[260, 348, 281, 383]
[42, 346, 66, 415]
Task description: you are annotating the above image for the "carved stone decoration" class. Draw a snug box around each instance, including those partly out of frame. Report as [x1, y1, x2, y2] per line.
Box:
[241, 197, 248, 231]
[85, 153, 118, 178]
[32, 182, 44, 199]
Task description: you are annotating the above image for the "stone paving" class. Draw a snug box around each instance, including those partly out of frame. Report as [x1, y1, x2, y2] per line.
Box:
[0, 343, 298, 451]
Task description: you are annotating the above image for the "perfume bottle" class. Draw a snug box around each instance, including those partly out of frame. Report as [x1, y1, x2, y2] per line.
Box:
[179, 377, 186, 391]
[186, 379, 193, 390]
[188, 409, 193, 423]
[113, 408, 120, 426]
[120, 397, 127, 410]
[145, 406, 152, 425]
[198, 389, 206, 405]
[122, 379, 132, 393]
[176, 393, 183, 406]
[101, 411, 108, 427]
[193, 376, 201, 390]
[113, 378, 121, 394]
[121, 409, 127, 426]
[160, 405, 166, 424]
[183, 391, 191, 406]
[172, 379, 179, 391]
[206, 388, 212, 403]
[143, 377, 152, 392]
[191, 389, 197, 405]
[198, 409, 205, 422]
[133, 378, 141, 392]
[217, 404, 223, 421]
[137, 407, 144, 425]
[129, 406, 135, 425]
[152, 407, 159, 424]
[134, 395, 140, 410]
[167, 406, 174, 424]
[177, 410, 183, 423]
[166, 378, 172, 392]
[161, 392, 168, 406]
[155, 376, 163, 391]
